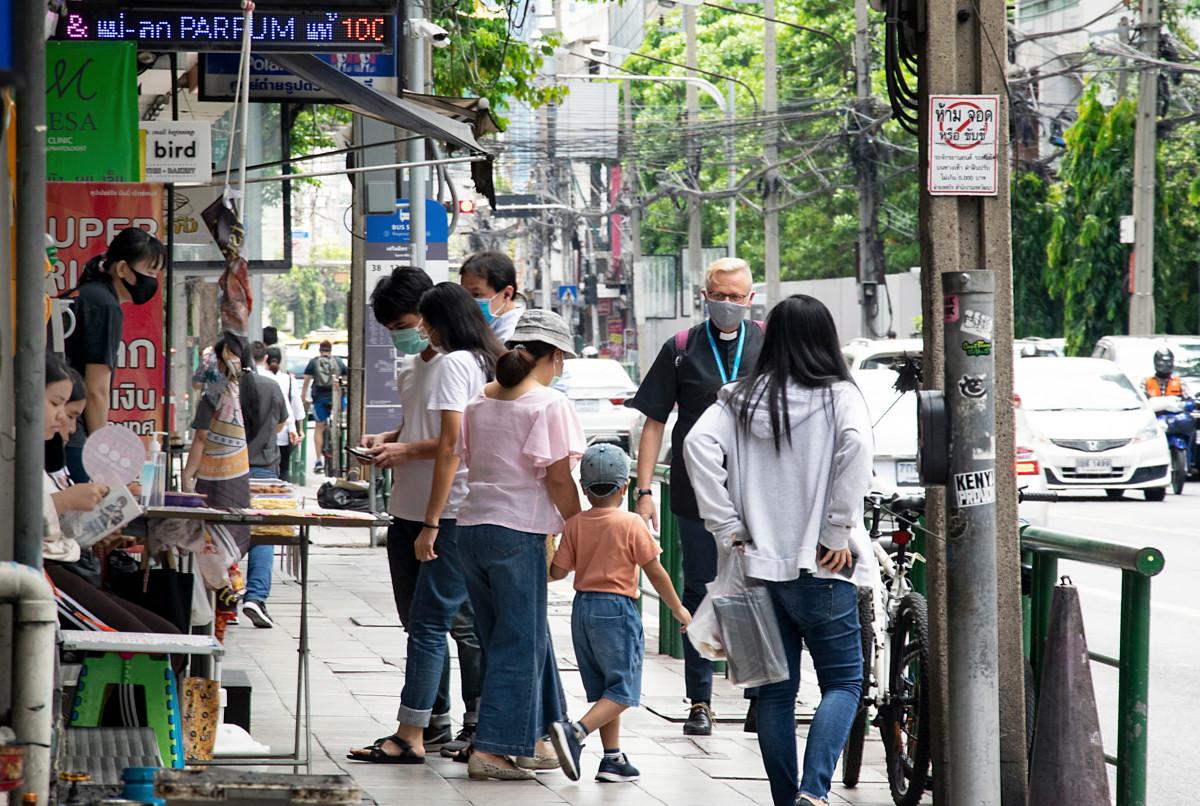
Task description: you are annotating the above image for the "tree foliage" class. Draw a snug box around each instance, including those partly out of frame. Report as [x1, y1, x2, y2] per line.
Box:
[1046, 89, 1134, 355]
[1011, 170, 1061, 338]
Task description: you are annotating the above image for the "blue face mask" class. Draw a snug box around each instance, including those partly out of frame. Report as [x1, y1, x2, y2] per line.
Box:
[390, 327, 429, 355]
[477, 295, 499, 324]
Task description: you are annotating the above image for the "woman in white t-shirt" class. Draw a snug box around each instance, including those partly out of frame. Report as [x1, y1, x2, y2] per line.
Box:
[349, 276, 504, 766]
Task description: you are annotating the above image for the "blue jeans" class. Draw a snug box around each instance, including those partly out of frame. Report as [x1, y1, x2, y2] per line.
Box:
[571, 592, 643, 707]
[678, 516, 718, 703]
[458, 524, 566, 757]
[757, 573, 862, 806]
[396, 519, 481, 727]
[245, 467, 278, 603]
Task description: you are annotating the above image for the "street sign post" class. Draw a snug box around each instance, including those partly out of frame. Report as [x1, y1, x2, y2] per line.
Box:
[558, 284, 578, 306]
[927, 95, 1000, 196]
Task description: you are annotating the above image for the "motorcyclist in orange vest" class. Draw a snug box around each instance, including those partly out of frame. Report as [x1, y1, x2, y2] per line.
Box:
[1144, 349, 1188, 398]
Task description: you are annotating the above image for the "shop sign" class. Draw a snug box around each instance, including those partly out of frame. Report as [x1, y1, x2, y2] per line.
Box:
[140, 121, 213, 184]
[200, 52, 397, 102]
[46, 182, 166, 435]
[46, 42, 140, 182]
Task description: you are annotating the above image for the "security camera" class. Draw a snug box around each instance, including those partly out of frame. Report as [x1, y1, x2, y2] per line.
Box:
[409, 19, 451, 48]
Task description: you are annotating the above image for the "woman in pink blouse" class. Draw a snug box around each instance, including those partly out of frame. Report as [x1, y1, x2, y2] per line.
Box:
[455, 309, 587, 781]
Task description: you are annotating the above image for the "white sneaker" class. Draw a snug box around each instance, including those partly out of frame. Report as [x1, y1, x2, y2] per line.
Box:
[242, 600, 274, 629]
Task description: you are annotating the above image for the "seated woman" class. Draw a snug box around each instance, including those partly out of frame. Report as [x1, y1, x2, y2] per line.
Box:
[42, 351, 180, 638]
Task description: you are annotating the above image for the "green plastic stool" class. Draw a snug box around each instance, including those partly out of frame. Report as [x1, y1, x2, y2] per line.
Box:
[69, 653, 185, 768]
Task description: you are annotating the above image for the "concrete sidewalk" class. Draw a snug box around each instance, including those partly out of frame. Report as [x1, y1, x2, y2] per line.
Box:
[222, 539, 911, 805]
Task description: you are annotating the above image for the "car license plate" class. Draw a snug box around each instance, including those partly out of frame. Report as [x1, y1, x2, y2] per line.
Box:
[1076, 458, 1112, 474]
[896, 461, 919, 485]
[573, 399, 600, 413]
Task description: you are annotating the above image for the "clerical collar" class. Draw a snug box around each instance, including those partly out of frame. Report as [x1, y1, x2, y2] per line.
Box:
[717, 329, 739, 341]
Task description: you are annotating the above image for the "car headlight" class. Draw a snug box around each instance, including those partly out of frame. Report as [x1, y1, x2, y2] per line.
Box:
[1133, 423, 1162, 443]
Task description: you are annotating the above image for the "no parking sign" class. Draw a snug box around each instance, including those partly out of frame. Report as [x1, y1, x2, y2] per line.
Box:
[927, 95, 1000, 196]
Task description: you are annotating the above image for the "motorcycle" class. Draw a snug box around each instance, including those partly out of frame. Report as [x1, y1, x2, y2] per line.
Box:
[1149, 396, 1197, 495]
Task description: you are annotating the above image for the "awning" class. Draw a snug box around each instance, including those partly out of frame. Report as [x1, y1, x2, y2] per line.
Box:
[268, 54, 489, 155]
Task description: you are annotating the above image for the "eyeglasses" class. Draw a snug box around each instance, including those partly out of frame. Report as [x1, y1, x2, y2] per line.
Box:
[706, 291, 748, 304]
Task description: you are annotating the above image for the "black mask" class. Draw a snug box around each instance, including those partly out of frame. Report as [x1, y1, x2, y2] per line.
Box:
[122, 271, 159, 305]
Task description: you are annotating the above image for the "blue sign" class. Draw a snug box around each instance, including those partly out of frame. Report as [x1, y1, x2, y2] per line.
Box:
[558, 285, 579, 305]
[366, 199, 451, 245]
[0, 0, 11, 74]
[201, 51, 396, 101]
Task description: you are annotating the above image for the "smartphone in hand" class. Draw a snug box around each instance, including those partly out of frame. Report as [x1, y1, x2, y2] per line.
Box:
[816, 544, 856, 579]
[348, 446, 376, 464]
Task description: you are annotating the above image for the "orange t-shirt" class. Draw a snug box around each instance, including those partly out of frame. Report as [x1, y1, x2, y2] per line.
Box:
[554, 508, 662, 599]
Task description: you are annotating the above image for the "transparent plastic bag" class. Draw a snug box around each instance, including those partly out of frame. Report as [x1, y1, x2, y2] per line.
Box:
[688, 549, 789, 688]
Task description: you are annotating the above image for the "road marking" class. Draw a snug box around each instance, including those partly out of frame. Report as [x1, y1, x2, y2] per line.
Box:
[1078, 585, 1200, 622]
[1052, 512, 1200, 539]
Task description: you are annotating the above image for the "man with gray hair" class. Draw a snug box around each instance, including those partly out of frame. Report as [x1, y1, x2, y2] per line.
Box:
[626, 257, 764, 735]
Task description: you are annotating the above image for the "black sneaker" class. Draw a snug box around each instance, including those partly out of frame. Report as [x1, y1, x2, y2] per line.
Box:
[596, 753, 641, 783]
[683, 703, 714, 736]
[440, 724, 475, 758]
[423, 724, 453, 748]
[549, 721, 583, 782]
[242, 601, 273, 629]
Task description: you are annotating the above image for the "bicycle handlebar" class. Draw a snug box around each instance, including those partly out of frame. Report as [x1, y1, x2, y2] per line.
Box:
[1018, 490, 1060, 503]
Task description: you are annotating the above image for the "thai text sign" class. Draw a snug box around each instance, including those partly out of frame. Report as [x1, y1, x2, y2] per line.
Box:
[47, 182, 166, 435]
[46, 42, 140, 182]
[927, 95, 999, 196]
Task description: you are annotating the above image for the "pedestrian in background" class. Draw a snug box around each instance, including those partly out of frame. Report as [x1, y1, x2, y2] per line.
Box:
[264, 346, 304, 482]
[626, 257, 765, 735]
[455, 309, 585, 781]
[684, 294, 876, 806]
[550, 443, 691, 783]
[303, 340, 348, 474]
[458, 251, 523, 343]
[349, 275, 502, 765]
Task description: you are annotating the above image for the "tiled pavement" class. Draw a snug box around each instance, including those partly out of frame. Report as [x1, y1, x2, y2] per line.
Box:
[221, 534, 911, 806]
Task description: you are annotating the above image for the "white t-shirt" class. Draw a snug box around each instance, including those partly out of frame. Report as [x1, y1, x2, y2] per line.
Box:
[388, 350, 487, 522]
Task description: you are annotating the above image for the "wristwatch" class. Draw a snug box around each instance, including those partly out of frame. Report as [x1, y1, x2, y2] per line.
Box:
[636, 488, 654, 499]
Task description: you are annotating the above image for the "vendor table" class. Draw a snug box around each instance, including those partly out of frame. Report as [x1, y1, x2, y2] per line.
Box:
[144, 506, 386, 772]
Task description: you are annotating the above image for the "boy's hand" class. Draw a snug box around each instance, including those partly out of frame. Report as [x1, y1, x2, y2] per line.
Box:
[673, 605, 692, 633]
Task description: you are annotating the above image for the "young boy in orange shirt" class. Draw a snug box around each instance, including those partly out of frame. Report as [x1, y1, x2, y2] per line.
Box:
[550, 444, 691, 782]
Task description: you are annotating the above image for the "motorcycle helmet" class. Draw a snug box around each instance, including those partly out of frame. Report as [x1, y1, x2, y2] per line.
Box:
[1154, 348, 1174, 376]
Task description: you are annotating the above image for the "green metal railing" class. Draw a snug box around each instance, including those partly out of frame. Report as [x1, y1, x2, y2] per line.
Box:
[1020, 525, 1165, 806]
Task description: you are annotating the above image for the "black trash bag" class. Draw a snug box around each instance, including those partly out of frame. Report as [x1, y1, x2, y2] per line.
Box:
[106, 554, 193, 634]
[316, 481, 371, 512]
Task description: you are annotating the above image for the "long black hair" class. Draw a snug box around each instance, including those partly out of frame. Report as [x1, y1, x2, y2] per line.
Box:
[213, 332, 263, 439]
[46, 368, 87, 473]
[730, 294, 853, 452]
[419, 282, 506, 380]
[78, 227, 166, 287]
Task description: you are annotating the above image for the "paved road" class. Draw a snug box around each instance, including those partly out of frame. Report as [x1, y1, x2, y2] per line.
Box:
[1041, 484, 1199, 806]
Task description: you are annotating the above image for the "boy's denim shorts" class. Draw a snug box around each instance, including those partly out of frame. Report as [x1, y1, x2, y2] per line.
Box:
[571, 592, 644, 708]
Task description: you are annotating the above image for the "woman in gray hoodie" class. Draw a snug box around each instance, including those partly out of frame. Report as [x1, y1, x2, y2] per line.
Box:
[683, 294, 876, 806]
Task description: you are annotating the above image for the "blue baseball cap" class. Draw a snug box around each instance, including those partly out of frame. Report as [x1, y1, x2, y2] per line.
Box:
[580, 443, 631, 496]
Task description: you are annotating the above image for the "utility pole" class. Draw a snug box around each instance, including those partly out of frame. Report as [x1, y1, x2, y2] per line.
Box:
[1129, 0, 1159, 336]
[726, 81, 737, 258]
[853, 0, 885, 337]
[685, 4, 703, 316]
[763, 0, 780, 308]
[405, 0, 427, 269]
[918, 0, 1025, 803]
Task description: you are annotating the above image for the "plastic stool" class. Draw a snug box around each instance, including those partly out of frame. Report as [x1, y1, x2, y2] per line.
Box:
[69, 653, 185, 769]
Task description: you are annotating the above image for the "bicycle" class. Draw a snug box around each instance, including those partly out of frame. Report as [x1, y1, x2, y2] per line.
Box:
[840, 491, 931, 806]
[841, 487, 1059, 805]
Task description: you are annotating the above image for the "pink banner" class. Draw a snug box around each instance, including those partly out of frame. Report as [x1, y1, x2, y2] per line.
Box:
[47, 182, 166, 435]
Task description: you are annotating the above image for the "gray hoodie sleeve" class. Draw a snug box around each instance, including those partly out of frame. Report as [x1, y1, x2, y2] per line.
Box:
[819, 384, 874, 551]
[683, 397, 748, 548]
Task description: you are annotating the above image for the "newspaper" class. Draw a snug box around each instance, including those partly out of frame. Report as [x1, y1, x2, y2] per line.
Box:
[59, 486, 143, 549]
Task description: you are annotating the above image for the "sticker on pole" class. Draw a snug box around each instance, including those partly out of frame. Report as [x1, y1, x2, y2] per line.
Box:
[953, 468, 995, 508]
[928, 95, 999, 196]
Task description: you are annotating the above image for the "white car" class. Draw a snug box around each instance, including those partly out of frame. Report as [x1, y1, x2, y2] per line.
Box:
[1015, 357, 1170, 501]
[853, 369, 921, 489]
[560, 358, 642, 454]
[1092, 335, 1200, 392]
[843, 337, 924, 371]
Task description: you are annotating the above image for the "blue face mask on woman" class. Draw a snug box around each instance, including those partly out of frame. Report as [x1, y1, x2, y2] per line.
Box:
[390, 327, 429, 355]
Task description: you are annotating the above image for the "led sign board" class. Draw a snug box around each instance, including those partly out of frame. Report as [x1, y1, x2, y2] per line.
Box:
[54, 8, 395, 52]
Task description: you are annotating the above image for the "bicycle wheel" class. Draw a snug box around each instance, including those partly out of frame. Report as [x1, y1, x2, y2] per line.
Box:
[882, 593, 931, 806]
[841, 587, 875, 787]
